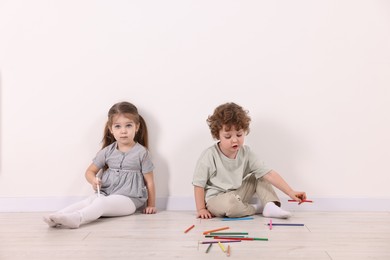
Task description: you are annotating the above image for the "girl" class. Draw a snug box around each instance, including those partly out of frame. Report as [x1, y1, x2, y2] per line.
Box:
[193, 102, 306, 219]
[44, 101, 156, 228]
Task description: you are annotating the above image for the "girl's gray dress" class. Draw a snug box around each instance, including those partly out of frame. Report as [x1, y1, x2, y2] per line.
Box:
[92, 142, 154, 208]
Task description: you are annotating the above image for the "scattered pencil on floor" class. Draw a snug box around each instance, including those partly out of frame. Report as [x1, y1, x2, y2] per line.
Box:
[205, 243, 212, 253]
[210, 232, 248, 235]
[184, 224, 195, 233]
[227, 245, 231, 257]
[267, 223, 304, 226]
[217, 241, 226, 253]
[213, 236, 268, 241]
[203, 226, 230, 235]
[199, 240, 241, 244]
[269, 219, 272, 230]
[222, 217, 254, 221]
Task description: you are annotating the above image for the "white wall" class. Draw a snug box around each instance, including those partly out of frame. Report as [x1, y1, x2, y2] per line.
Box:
[1, 1, 390, 211]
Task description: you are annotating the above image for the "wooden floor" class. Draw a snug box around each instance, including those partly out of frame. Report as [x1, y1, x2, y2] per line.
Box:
[0, 211, 389, 260]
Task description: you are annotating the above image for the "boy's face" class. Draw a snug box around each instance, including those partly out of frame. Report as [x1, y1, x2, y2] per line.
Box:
[218, 125, 246, 159]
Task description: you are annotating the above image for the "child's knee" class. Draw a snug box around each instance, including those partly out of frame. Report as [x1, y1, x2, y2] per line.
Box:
[225, 194, 252, 218]
[207, 193, 240, 217]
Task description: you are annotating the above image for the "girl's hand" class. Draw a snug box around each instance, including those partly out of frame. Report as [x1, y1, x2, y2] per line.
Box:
[92, 177, 101, 191]
[143, 206, 157, 214]
[197, 208, 213, 219]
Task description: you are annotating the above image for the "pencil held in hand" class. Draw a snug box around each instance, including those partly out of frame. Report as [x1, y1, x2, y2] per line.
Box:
[288, 199, 313, 205]
[96, 176, 100, 197]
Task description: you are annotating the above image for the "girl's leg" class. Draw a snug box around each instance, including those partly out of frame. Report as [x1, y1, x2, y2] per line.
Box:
[43, 195, 97, 227]
[50, 195, 136, 228]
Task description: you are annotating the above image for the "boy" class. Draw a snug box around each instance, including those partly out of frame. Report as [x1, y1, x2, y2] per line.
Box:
[192, 102, 306, 219]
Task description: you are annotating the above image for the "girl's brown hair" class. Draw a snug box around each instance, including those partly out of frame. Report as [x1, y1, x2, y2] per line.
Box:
[207, 102, 251, 140]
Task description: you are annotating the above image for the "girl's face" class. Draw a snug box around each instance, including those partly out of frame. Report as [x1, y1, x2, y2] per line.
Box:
[110, 114, 139, 149]
[218, 125, 246, 159]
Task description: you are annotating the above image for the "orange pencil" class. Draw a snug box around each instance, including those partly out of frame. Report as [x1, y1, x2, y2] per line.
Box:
[184, 224, 195, 233]
[203, 226, 229, 235]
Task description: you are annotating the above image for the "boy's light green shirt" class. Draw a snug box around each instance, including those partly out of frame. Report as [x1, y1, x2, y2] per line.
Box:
[192, 143, 272, 202]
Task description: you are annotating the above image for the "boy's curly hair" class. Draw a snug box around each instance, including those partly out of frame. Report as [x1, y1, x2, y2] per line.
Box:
[207, 102, 251, 140]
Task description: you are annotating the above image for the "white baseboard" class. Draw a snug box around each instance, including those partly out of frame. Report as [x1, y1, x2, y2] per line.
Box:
[0, 196, 389, 212]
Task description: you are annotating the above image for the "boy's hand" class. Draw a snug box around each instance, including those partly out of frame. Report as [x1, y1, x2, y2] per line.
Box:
[290, 191, 307, 204]
[197, 208, 213, 219]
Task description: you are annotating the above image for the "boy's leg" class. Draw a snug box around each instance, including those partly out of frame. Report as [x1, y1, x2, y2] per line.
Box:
[206, 175, 257, 218]
[256, 177, 291, 219]
[255, 177, 280, 206]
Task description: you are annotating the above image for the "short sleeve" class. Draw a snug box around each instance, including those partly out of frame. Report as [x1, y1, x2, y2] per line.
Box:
[192, 149, 215, 188]
[246, 147, 272, 179]
[140, 149, 154, 174]
[92, 148, 107, 169]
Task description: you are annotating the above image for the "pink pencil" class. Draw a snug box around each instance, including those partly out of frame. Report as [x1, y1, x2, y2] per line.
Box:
[269, 219, 272, 230]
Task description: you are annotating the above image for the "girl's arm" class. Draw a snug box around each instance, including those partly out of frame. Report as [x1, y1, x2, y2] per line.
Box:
[194, 186, 213, 219]
[143, 172, 157, 214]
[85, 163, 101, 191]
[262, 170, 307, 202]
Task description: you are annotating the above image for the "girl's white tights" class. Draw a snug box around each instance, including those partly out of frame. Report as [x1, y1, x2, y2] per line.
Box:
[44, 194, 136, 228]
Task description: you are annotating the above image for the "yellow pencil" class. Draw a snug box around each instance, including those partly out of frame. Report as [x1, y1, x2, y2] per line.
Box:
[218, 241, 226, 253]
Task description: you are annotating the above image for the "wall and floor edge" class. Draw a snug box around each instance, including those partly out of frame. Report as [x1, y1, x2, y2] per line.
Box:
[0, 197, 389, 212]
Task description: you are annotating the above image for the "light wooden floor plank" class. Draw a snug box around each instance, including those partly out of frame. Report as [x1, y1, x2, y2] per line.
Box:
[0, 211, 389, 259]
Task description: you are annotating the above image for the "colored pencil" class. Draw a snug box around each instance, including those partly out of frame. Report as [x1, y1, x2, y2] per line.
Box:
[269, 219, 272, 230]
[222, 217, 254, 221]
[227, 245, 231, 257]
[210, 232, 248, 235]
[202, 226, 229, 235]
[205, 243, 212, 253]
[199, 240, 242, 244]
[96, 176, 100, 197]
[288, 199, 313, 203]
[266, 223, 304, 226]
[205, 235, 245, 238]
[184, 224, 195, 233]
[218, 241, 226, 252]
[214, 236, 268, 241]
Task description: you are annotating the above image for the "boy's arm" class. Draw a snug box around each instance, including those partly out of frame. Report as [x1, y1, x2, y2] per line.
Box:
[262, 170, 307, 202]
[194, 186, 213, 219]
[143, 172, 157, 214]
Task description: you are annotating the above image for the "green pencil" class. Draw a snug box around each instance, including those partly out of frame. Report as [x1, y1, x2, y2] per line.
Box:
[210, 232, 249, 235]
[205, 243, 212, 253]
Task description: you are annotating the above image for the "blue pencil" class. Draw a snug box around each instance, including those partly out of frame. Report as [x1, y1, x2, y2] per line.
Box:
[222, 217, 254, 221]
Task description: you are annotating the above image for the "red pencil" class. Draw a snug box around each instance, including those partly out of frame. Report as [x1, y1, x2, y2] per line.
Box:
[269, 219, 272, 230]
[184, 224, 195, 233]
